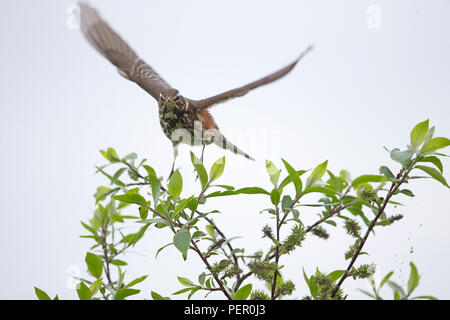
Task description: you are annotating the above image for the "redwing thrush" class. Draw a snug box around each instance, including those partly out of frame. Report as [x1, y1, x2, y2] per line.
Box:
[78, 2, 313, 175]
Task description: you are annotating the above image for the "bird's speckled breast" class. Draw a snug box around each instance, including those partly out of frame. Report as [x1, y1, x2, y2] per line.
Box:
[158, 101, 200, 145]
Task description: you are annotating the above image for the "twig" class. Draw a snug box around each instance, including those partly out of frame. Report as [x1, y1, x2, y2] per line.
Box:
[271, 205, 281, 299]
[204, 217, 240, 269]
[331, 167, 412, 297]
[100, 219, 114, 290]
[305, 201, 355, 233]
[190, 241, 232, 300]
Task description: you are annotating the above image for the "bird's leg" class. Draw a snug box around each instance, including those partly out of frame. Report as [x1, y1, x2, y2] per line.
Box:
[200, 144, 206, 164]
[194, 145, 206, 181]
[168, 144, 179, 180]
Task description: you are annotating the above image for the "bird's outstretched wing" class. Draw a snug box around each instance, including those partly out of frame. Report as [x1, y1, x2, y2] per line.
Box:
[191, 45, 314, 110]
[78, 1, 172, 101]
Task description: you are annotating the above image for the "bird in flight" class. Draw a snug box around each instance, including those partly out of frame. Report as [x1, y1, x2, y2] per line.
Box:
[77, 2, 313, 176]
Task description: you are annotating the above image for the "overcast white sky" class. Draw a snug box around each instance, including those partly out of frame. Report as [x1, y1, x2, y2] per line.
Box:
[0, 0, 449, 300]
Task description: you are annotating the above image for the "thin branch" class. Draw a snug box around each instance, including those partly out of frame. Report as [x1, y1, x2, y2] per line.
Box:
[190, 241, 232, 300]
[305, 201, 355, 233]
[100, 219, 114, 290]
[271, 205, 281, 299]
[204, 217, 240, 269]
[331, 167, 412, 297]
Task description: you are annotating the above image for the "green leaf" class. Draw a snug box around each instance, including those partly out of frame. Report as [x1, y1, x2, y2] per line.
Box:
[168, 170, 183, 199]
[327, 270, 345, 282]
[85, 252, 103, 279]
[399, 189, 414, 197]
[390, 148, 413, 168]
[388, 281, 406, 298]
[139, 206, 149, 220]
[100, 147, 120, 163]
[111, 259, 128, 266]
[81, 221, 98, 237]
[306, 160, 328, 188]
[177, 276, 196, 287]
[139, 218, 170, 226]
[325, 220, 336, 227]
[358, 289, 376, 299]
[192, 231, 206, 239]
[198, 272, 206, 285]
[114, 288, 140, 300]
[94, 186, 117, 203]
[233, 284, 252, 300]
[301, 185, 338, 196]
[352, 175, 386, 187]
[173, 229, 191, 260]
[302, 268, 310, 286]
[379, 271, 394, 289]
[76, 282, 92, 300]
[190, 152, 208, 190]
[266, 160, 281, 188]
[172, 287, 196, 295]
[155, 242, 173, 259]
[34, 287, 51, 300]
[327, 170, 342, 193]
[411, 295, 438, 300]
[423, 126, 435, 145]
[89, 278, 102, 296]
[415, 165, 449, 187]
[113, 193, 148, 207]
[213, 184, 235, 191]
[417, 156, 443, 173]
[281, 195, 292, 213]
[111, 167, 126, 186]
[407, 262, 420, 296]
[173, 196, 194, 220]
[206, 225, 217, 240]
[125, 275, 148, 289]
[127, 168, 139, 181]
[209, 157, 226, 183]
[188, 286, 202, 299]
[379, 166, 396, 181]
[187, 198, 199, 211]
[151, 291, 171, 300]
[143, 165, 160, 204]
[302, 269, 318, 298]
[377, 220, 392, 226]
[122, 152, 137, 161]
[232, 187, 269, 195]
[410, 119, 429, 151]
[281, 159, 303, 197]
[340, 169, 352, 183]
[270, 189, 280, 205]
[205, 187, 270, 198]
[279, 170, 307, 190]
[421, 137, 450, 154]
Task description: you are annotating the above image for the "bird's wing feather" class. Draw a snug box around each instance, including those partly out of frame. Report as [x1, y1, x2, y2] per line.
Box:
[191, 45, 314, 110]
[78, 1, 172, 101]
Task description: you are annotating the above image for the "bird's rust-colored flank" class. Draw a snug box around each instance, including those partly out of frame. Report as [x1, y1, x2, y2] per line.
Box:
[197, 109, 219, 131]
[77, 1, 313, 172]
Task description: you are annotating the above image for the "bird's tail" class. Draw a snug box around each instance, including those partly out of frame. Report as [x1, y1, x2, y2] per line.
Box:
[215, 134, 255, 161]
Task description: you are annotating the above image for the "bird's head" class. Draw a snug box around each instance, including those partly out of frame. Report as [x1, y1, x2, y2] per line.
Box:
[159, 88, 187, 110]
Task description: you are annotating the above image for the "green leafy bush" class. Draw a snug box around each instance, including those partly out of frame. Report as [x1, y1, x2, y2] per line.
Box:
[34, 120, 448, 300]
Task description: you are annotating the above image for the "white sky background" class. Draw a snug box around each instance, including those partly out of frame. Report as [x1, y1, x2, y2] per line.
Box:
[0, 0, 449, 299]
